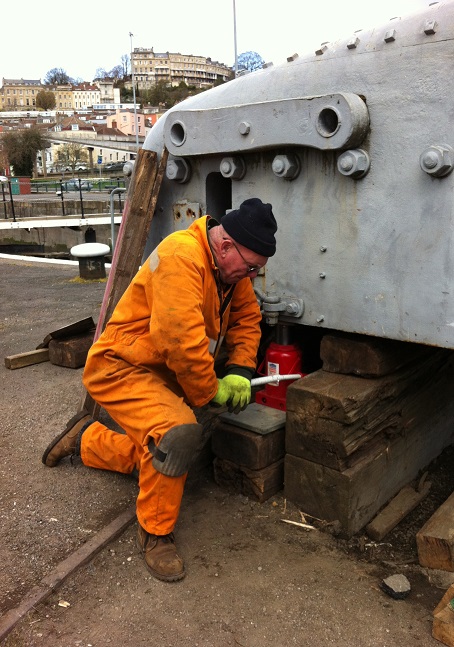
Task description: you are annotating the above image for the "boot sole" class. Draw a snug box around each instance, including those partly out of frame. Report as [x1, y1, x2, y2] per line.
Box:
[42, 410, 89, 467]
[136, 536, 186, 582]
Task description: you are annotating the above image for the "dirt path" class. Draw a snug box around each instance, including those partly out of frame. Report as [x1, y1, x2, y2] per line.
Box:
[1, 257, 452, 647]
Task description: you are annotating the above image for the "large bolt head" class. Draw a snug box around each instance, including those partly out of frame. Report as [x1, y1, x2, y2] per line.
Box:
[220, 156, 246, 180]
[420, 145, 454, 178]
[166, 158, 191, 183]
[337, 149, 370, 179]
[272, 154, 300, 180]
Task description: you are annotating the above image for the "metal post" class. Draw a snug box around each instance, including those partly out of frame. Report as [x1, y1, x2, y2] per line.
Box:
[233, 0, 238, 76]
[59, 181, 65, 216]
[130, 32, 140, 150]
[109, 187, 126, 253]
[8, 180, 16, 222]
[77, 178, 85, 219]
[1, 183, 7, 219]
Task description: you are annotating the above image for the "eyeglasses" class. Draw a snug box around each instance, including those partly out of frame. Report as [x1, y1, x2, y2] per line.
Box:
[229, 239, 262, 274]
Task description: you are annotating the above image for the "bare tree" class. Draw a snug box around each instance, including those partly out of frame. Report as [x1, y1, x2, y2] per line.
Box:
[44, 68, 72, 85]
[55, 143, 89, 174]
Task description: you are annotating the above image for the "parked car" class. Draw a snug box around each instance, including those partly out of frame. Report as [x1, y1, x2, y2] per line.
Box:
[74, 163, 89, 171]
[60, 179, 93, 192]
[105, 161, 126, 172]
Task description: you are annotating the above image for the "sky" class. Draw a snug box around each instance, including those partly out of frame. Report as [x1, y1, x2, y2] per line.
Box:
[1, 0, 432, 83]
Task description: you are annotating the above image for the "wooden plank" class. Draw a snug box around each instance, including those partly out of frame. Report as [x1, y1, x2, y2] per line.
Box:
[80, 147, 168, 417]
[417, 491, 454, 571]
[213, 457, 284, 503]
[320, 333, 430, 377]
[36, 316, 95, 349]
[5, 348, 49, 370]
[48, 331, 95, 368]
[212, 422, 285, 470]
[366, 481, 432, 541]
[284, 388, 454, 536]
[0, 505, 136, 643]
[286, 350, 454, 462]
[433, 584, 454, 647]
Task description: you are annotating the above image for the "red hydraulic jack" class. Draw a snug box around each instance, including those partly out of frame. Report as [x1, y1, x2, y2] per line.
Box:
[255, 324, 305, 411]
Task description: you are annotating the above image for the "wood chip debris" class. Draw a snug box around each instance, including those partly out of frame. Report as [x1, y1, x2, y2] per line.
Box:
[281, 519, 316, 531]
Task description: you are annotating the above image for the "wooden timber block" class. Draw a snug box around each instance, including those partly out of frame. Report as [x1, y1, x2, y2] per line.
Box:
[4, 348, 49, 370]
[417, 491, 454, 572]
[433, 584, 454, 646]
[286, 350, 454, 467]
[213, 457, 284, 503]
[284, 383, 454, 537]
[36, 316, 95, 349]
[212, 423, 285, 470]
[320, 333, 431, 377]
[48, 331, 95, 369]
[366, 481, 432, 541]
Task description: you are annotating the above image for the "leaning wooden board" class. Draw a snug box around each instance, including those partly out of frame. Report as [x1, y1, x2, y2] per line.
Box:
[81, 147, 169, 417]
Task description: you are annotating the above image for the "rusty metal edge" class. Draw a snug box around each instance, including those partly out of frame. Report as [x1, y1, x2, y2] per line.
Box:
[0, 505, 136, 642]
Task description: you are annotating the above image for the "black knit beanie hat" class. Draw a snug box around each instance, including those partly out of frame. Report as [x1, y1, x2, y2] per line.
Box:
[221, 198, 277, 257]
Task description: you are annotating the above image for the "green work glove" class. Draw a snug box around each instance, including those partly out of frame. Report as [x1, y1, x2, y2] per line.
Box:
[222, 374, 251, 414]
[211, 378, 232, 407]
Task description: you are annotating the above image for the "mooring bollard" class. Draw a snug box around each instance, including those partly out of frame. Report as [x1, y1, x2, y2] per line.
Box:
[70, 242, 110, 280]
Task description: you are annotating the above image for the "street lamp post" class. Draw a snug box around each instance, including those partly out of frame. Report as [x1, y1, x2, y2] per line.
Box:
[233, 0, 238, 76]
[129, 32, 140, 151]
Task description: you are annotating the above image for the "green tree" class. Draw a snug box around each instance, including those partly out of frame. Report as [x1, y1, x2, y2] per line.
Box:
[44, 68, 72, 85]
[2, 128, 50, 177]
[36, 90, 56, 110]
[55, 143, 89, 173]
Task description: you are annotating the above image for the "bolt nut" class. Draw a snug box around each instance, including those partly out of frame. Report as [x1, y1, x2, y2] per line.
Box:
[384, 29, 396, 43]
[424, 20, 437, 35]
[347, 37, 360, 49]
[220, 156, 246, 180]
[316, 315, 325, 323]
[238, 121, 250, 135]
[337, 149, 370, 179]
[272, 154, 300, 180]
[420, 145, 454, 178]
[166, 158, 191, 183]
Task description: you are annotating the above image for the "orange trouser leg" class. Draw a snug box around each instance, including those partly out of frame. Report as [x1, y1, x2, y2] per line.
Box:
[81, 347, 195, 536]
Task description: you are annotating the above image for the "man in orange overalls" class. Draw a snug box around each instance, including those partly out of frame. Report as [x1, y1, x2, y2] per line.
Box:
[42, 198, 277, 582]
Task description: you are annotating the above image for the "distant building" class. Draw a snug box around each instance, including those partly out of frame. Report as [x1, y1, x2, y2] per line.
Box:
[130, 49, 232, 89]
[0, 78, 42, 110]
[72, 83, 101, 110]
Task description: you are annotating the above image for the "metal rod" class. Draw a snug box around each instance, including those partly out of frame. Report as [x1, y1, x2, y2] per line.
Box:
[233, 0, 238, 76]
[251, 374, 302, 387]
[8, 180, 16, 222]
[130, 32, 140, 150]
[1, 183, 7, 219]
[77, 178, 85, 219]
[109, 187, 126, 252]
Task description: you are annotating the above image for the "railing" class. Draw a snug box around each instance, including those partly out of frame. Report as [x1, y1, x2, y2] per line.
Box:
[30, 177, 126, 194]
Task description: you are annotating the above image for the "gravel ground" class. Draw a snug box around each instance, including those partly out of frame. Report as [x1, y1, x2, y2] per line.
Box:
[1, 256, 453, 647]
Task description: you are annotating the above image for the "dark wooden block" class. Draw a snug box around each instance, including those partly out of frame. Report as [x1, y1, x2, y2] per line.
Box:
[212, 422, 285, 470]
[286, 350, 454, 464]
[213, 457, 284, 503]
[320, 333, 430, 377]
[48, 331, 95, 368]
[285, 385, 454, 536]
[37, 316, 95, 349]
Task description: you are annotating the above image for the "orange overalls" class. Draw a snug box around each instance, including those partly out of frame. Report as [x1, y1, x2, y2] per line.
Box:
[81, 216, 261, 535]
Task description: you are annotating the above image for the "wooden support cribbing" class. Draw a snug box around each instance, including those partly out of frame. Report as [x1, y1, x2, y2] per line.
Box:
[417, 490, 454, 571]
[432, 583, 454, 647]
[80, 147, 168, 417]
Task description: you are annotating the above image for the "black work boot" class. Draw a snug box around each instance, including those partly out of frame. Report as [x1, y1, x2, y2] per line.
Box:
[137, 524, 186, 582]
[42, 411, 93, 467]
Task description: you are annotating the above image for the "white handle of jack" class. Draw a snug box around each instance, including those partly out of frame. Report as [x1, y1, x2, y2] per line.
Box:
[250, 374, 302, 387]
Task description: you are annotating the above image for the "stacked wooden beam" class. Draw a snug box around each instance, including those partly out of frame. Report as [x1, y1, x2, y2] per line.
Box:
[212, 403, 286, 502]
[284, 333, 454, 536]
